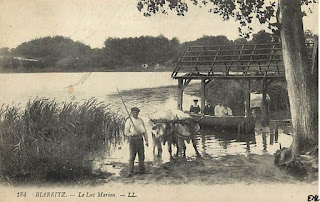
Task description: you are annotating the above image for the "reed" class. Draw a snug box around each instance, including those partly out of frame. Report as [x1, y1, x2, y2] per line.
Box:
[0, 98, 124, 182]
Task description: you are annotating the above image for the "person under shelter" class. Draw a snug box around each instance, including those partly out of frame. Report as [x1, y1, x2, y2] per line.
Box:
[190, 99, 201, 114]
[220, 103, 233, 116]
[204, 102, 214, 116]
[214, 101, 222, 116]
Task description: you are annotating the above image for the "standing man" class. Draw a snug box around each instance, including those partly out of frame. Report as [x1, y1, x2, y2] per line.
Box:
[124, 107, 149, 177]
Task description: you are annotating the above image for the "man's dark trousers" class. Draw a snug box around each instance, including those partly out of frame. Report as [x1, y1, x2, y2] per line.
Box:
[129, 136, 145, 174]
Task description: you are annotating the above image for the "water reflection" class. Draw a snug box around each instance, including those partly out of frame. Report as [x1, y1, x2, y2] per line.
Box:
[94, 125, 293, 175]
[201, 134, 207, 157]
[195, 126, 292, 158]
[152, 155, 163, 168]
[0, 72, 294, 174]
[270, 132, 274, 145]
[262, 131, 267, 152]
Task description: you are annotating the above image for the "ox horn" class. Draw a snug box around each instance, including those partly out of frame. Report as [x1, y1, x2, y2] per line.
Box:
[149, 117, 155, 123]
[195, 115, 204, 123]
[171, 115, 181, 124]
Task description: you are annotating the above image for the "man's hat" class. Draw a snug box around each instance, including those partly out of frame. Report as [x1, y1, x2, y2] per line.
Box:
[131, 107, 140, 112]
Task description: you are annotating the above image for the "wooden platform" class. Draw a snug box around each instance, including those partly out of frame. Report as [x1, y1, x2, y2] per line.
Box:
[189, 113, 255, 132]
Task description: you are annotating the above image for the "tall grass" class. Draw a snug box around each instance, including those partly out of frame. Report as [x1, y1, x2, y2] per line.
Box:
[0, 98, 124, 182]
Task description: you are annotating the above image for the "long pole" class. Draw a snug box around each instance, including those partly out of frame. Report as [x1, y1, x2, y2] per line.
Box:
[116, 88, 138, 133]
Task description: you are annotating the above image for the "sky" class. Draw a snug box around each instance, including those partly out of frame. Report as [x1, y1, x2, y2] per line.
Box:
[0, 0, 318, 49]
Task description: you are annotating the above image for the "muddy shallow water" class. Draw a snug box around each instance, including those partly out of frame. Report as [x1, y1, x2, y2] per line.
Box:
[0, 72, 293, 177]
[94, 125, 292, 176]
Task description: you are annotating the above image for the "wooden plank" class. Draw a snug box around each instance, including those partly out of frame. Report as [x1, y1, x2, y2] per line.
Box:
[174, 42, 315, 79]
[177, 78, 183, 110]
[186, 47, 282, 53]
[209, 46, 221, 76]
[174, 75, 286, 80]
[189, 114, 254, 130]
[177, 64, 285, 68]
[245, 80, 251, 118]
[245, 80, 252, 133]
[183, 77, 192, 90]
[175, 75, 286, 79]
[182, 53, 283, 58]
[172, 47, 188, 78]
[194, 47, 204, 68]
[174, 68, 285, 73]
[201, 79, 205, 114]
[179, 59, 284, 63]
[261, 78, 270, 127]
[187, 43, 312, 50]
[187, 43, 282, 48]
[266, 44, 276, 75]
[226, 48, 239, 73]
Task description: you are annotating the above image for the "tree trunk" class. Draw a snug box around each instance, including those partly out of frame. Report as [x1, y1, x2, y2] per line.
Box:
[278, 0, 318, 161]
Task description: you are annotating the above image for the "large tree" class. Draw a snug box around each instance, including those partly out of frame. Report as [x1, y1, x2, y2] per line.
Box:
[137, 0, 318, 165]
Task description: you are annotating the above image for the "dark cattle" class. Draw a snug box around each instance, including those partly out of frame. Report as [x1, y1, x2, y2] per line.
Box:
[173, 118, 201, 157]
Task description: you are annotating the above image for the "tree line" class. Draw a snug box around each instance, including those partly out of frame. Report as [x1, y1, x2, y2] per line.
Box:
[0, 30, 293, 71]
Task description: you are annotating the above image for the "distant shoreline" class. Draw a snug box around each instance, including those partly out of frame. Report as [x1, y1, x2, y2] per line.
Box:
[0, 67, 175, 74]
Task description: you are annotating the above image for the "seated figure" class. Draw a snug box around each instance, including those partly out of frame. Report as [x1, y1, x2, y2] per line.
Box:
[204, 103, 214, 116]
[214, 104, 222, 116]
[190, 99, 201, 114]
[220, 103, 233, 116]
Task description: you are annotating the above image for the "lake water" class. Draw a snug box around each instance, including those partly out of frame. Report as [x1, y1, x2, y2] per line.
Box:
[0, 72, 292, 174]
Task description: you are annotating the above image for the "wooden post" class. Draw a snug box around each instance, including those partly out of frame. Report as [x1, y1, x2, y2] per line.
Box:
[270, 131, 274, 145]
[245, 80, 252, 133]
[261, 79, 270, 127]
[200, 79, 205, 114]
[245, 80, 251, 117]
[275, 124, 279, 143]
[262, 131, 267, 152]
[177, 78, 183, 110]
[237, 123, 241, 136]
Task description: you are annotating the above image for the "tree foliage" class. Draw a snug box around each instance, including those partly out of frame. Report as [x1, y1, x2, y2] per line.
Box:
[137, 0, 279, 38]
[12, 36, 92, 68]
[0, 35, 181, 70]
[183, 35, 233, 47]
[102, 35, 180, 68]
[0, 31, 314, 71]
[137, 0, 316, 38]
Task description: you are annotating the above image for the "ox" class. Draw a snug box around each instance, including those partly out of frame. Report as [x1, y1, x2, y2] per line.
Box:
[149, 110, 202, 159]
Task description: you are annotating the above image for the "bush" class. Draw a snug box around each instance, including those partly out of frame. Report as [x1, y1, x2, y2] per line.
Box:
[0, 98, 124, 182]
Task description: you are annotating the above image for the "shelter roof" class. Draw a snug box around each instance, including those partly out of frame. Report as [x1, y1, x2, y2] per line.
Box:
[172, 42, 316, 79]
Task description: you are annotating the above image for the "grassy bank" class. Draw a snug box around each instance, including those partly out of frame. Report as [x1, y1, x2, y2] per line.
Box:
[0, 98, 124, 183]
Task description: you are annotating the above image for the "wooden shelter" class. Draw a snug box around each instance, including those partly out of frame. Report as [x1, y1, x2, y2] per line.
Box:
[172, 42, 317, 131]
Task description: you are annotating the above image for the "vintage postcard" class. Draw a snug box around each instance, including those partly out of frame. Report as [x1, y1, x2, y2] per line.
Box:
[0, 0, 318, 201]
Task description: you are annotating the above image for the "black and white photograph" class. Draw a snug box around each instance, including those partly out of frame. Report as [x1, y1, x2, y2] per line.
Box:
[0, 0, 318, 201]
